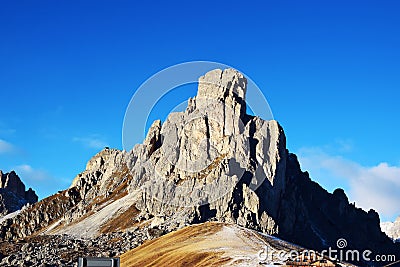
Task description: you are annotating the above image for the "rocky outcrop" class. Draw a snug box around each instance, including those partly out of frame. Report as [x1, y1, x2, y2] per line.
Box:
[0, 186, 80, 240]
[382, 216, 400, 242]
[278, 154, 399, 262]
[0, 69, 398, 266]
[0, 227, 152, 266]
[0, 170, 38, 216]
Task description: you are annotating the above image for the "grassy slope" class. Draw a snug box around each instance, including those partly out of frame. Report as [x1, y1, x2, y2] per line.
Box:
[120, 222, 263, 267]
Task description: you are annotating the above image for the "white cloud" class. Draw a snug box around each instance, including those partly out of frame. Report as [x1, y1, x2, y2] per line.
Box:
[297, 147, 400, 221]
[0, 139, 15, 154]
[334, 139, 354, 153]
[73, 136, 109, 149]
[13, 164, 71, 199]
[15, 164, 50, 181]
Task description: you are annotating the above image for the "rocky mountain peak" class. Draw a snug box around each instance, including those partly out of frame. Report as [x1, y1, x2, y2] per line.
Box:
[0, 170, 38, 216]
[0, 170, 26, 198]
[198, 68, 246, 106]
[187, 68, 247, 119]
[0, 69, 398, 266]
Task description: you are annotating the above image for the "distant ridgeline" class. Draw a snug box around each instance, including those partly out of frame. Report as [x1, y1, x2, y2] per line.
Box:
[0, 170, 38, 216]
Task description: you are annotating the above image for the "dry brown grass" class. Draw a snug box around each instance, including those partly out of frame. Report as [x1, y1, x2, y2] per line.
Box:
[197, 153, 227, 180]
[120, 222, 232, 267]
[44, 168, 133, 234]
[86, 167, 132, 212]
[176, 153, 228, 185]
[99, 204, 140, 234]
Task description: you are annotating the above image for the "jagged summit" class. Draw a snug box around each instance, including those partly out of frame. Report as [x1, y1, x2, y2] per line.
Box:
[191, 68, 247, 117]
[0, 170, 38, 216]
[0, 69, 398, 266]
[198, 68, 247, 101]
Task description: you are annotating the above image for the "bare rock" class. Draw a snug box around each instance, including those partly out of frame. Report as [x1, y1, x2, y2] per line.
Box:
[0, 170, 38, 216]
[0, 68, 398, 265]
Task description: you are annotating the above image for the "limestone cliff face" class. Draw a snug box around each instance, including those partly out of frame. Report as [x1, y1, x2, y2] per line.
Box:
[131, 69, 286, 234]
[0, 68, 398, 264]
[0, 170, 38, 216]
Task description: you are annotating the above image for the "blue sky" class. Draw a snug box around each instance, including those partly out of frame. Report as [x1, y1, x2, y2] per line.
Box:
[0, 0, 399, 221]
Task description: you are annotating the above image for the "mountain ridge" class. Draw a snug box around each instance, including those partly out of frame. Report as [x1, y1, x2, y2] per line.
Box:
[0, 68, 398, 266]
[0, 170, 38, 217]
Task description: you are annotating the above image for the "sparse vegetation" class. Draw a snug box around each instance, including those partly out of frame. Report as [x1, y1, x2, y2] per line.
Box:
[100, 204, 140, 234]
[120, 222, 230, 267]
